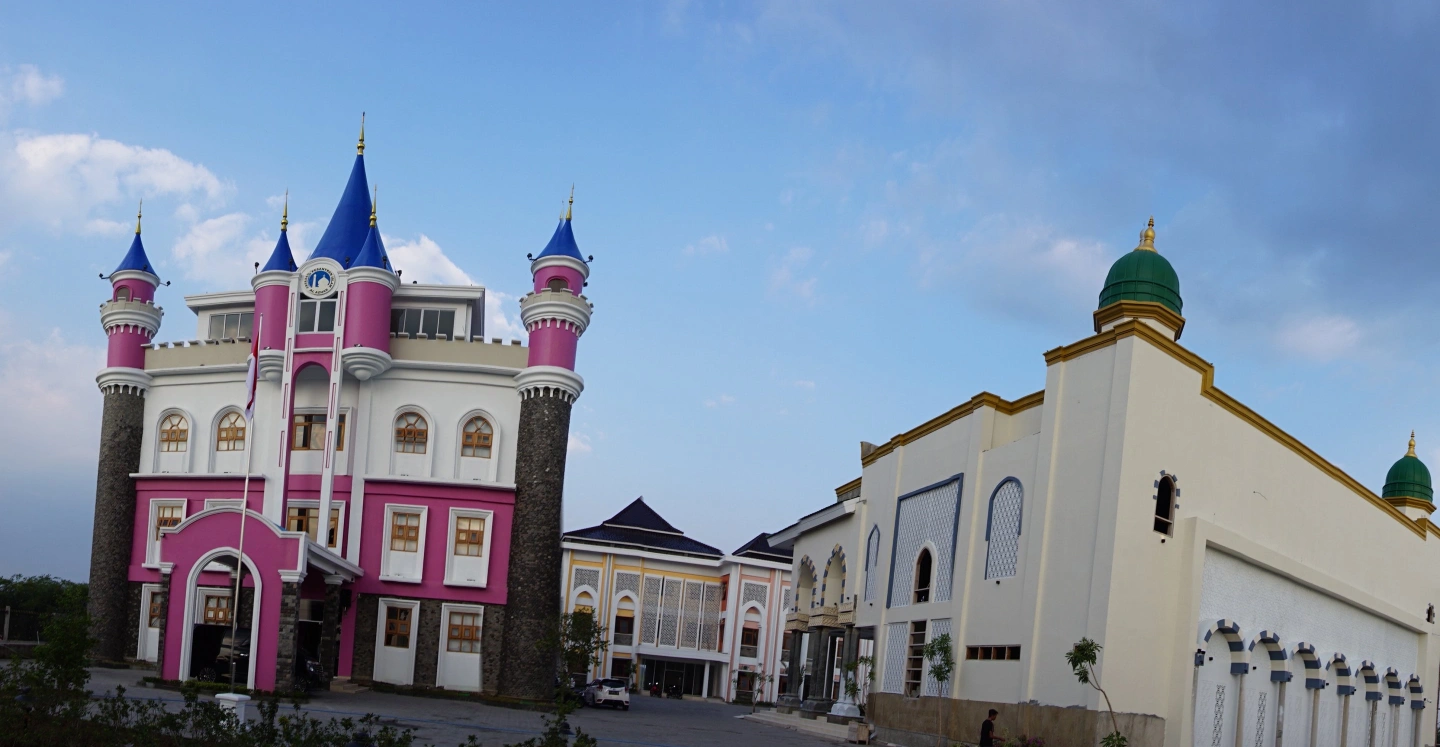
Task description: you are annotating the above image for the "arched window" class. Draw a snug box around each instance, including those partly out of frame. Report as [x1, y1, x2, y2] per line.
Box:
[1154, 476, 1175, 535]
[159, 414, 189, 452]
[863, 526, 881, 602]
[461, 416, 493, 458]
[546, 277, 569, 292]
[215, 412, 245, 452]
[984, 479, 1023, 580]
[913, 548, 933, 604]
[116, 287, 131, 302]
[394, 412, 428, 454]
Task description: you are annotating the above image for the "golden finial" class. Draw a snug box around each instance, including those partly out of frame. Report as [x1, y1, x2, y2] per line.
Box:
[135, 199, 143, 234]
[370, 185, 378, 228]
[357, 112, 366, 155]
[1409, 431, 1417, 457]
[281, 190, 289, 232]
[565, 184, 574, 221]
[1135, 215, 1157, 252]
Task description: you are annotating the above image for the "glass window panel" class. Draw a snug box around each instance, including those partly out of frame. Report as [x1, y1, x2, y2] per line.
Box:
[239, 313, 254, 339]
[390, 309, 405, 335]
[223, 314, 240, 339]
[403, 310, 421, 338]
[437, 310, 455, 339]
[317, 300, 337, 332]
[420, 309, 439, 338]
[209, 315, 225, 340]
[298, 301, 317, 333]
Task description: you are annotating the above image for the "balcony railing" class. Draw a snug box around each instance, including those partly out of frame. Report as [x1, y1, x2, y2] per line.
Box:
[613, 632, 633, 647]
[740, 645, 759, 659]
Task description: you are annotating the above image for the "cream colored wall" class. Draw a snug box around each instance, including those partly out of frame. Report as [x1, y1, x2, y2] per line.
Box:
[791, 511, 861, 612]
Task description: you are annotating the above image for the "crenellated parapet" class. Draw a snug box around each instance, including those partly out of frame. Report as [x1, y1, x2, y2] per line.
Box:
[514, 365, 584, 404]
[100, 298, 164, 338]
[96, 366, 154, 396]
[518, 288, 593, 337]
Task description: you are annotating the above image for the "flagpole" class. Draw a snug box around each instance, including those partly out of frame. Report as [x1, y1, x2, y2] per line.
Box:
[229, 313, 261, 695]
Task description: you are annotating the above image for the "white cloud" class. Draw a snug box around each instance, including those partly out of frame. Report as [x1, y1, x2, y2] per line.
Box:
[768, 246, 818, 303]
[0, 321, 105, 468]
[683, 234, 729, 256]
[568, 433, 593, 454]
[384, 233, 474, 285]
[0, 65, 63, 119]
[0, 131, 228, 233]
[704, 394, 737, 408]
[171, 213, 268, 286]
[1277, 313, 1362, 362]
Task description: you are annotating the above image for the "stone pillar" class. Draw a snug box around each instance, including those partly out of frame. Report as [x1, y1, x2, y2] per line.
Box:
[497, 391, 573, 700]
[318, 577, 343, 677]
[274, 581, 301, 693]
[827, 626, 863, 722]
[801, 627, 835, 719]
[88, 389, 145, 663]
[154, 570, 172, 679]
[778, 629, 805, 713]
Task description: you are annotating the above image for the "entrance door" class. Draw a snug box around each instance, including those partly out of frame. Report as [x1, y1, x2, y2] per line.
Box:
[373, 599, 419, 686]
[436, 604, 483, 692]
[138, 585, 163, 662]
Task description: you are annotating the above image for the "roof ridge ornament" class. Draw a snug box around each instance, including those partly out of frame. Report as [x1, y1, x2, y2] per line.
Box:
[135, 199, 143, 235]
[1135, 216, 1156, 252]
[565, 184, 574, 221]
[370, 185, 378, 228]
[1409, 431, 1417, 458]
[357, 112, 366, 155]
[281, 190, 289, 232]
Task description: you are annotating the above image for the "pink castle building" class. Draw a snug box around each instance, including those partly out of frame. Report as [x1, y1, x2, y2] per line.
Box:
[87, 123, 594, 697]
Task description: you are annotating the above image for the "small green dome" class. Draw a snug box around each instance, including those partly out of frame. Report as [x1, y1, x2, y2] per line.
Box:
[1098, 219, 1182, 315]
[1383, 434, 1432, 502]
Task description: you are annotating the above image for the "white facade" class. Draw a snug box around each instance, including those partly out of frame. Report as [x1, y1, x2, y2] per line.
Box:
[775, 303, 1440, 747]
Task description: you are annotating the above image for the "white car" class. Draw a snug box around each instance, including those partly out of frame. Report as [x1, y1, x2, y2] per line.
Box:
[583, 677, 631, 710]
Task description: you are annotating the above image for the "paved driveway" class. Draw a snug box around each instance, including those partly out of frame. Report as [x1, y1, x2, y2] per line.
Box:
[87, 668, 842, 747]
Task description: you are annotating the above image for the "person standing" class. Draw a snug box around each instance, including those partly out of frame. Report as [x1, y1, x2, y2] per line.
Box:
[980, 709, 999, 747]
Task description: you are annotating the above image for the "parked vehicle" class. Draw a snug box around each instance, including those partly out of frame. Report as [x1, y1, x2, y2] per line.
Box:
[583, 678, 631, 710]
[213, 629, 251, 683]
[648, 683, 661, 697]
[294, 650, 330, 693]
[665, 683, 682, 699]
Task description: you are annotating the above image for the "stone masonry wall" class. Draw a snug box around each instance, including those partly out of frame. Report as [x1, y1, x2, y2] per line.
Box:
[349, 593, 505, 694]
[351, 593, 379, 683]
[497, 392, 572, 699]
[273, 581, 300, 693]
[89, 390, 145, 662]
[124, 582, 143, 660]
[869, 693, 1167, 747]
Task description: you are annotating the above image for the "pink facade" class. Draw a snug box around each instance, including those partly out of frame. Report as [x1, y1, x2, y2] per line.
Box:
[113, 277, 155, 303]
[342, 281, 392, 351]
[526, 323, 580, 369]
[533, 265, 584, 295]
[106, 327, 150, 369]
[253, 284, 290, 351]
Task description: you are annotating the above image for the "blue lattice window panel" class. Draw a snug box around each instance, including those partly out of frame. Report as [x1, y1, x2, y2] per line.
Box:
[984, 479, 1023, 580]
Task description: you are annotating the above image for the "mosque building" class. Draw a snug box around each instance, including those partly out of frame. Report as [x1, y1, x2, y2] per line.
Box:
[769, 220, 1440, 747]
[86, 121, 593, 699]
[560, 497, 793, 702]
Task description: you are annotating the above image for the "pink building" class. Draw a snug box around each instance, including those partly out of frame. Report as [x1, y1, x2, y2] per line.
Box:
[87, 124, 594, 697]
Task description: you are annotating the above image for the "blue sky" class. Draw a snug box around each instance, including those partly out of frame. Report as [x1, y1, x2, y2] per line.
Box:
[2, 2, 1439, 579]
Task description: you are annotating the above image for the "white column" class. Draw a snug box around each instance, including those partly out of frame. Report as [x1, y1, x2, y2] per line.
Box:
[316, 276, 349, 549]
[344, 378, 373, 564]
[702, 662, 710, 698]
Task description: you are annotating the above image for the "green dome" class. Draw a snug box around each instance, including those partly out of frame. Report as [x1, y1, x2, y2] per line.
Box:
[1098, 220, 1182, 315]
[1383, 435, 1432, 502]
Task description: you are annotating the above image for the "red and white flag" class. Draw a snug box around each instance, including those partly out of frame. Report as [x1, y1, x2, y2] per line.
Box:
[243, 316, 261, 420]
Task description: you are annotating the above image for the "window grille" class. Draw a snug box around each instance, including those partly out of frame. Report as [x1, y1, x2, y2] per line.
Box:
[159, 414, 188, 452]
[700, 583, 722, 651]
[680, 581, 703, 649]
[384, 606, 411, 648]
[864, 527, 881, 601]
[640, 576, 662, 645]
[390, 513, 421, 552]
[923, 618, 952, 696]
[394, 413, 428, 454]
[573, 567, 600, 591]
[984, 479, 1023, 580]
[154, 504, 183, 539]
[454, 516, 485, 556]
[658, 579, 682, 647]
[203, 595, 232, 625]
[615, 572, 640, 596]
[888, 478, 960, 607]
[446, 611, 481, 653]
[461, 416, 494, 458]
[741, 582, 768, 608]
[292, 413, 345, 451]
[881, 622, 907, 694]
[215, 412, 246, 451]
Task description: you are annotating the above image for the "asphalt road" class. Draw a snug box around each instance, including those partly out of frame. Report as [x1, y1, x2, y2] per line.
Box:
[86, 668, 844, 747]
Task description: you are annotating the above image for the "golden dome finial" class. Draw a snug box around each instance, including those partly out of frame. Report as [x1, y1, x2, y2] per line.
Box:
[357, 112, 366, 155]
[135, 199, 143, 234]
[281, 190, 289, 232]
[370, 185, 378, 228]
[565, 184, 574, 221]
[1409, 431, 1417, 457]
[1135, 215, 1157, 252]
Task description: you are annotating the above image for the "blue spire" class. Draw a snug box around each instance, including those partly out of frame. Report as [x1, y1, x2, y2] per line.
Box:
[308, 153, 371, 264]
[114, 202, 155, 275]
[535, 218, 584, 261]
[353, 221, 390, 270]
[261, 229, 296, 272]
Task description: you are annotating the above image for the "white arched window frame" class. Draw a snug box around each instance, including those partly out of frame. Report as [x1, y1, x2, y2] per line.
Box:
[984, 478, 1023, 580]
[153, 408, 195, 473]
[389, 405, 435, 477]
[208, 408, 247, 473]
[453, 408, 502, 483]
[864, 526, 881, 602]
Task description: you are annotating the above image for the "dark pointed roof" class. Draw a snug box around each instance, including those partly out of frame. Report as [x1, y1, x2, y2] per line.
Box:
[536, 217, 585, 261]
[563, 497, 723, 558]
[114, 231, 155, 275]
[260, 228, 296, 273]
[309, 154, 371, 264]
[731, 532, 792, 562]
[352, 224, 390, 270]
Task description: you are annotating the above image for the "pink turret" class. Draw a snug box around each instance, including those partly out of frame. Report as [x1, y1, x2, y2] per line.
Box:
[519, 192, 593, 375]
[252, 200, 297, 353]
[342, 190, 398, 355]
[100, 205, 164, 378]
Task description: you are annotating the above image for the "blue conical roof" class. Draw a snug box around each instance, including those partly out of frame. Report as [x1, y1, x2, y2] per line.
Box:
[309, 154, 371, 264]
[114, 232, 155, 275]
[535, 218, 584, 261]
[353, 224, 390, 270]
[260, 229, 297, 272]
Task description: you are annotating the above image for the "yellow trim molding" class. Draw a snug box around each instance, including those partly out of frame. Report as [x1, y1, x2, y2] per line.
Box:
[860, 389, 1045, 467]
[834, 477, 862, 499]
[1093, 300, 1186, 339]
[1047, 319, 1426, 539]
[1384, 496, 1436, 515]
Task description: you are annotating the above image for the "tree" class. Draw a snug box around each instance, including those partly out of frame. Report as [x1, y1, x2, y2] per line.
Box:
[842, 655, 876, 715]
[922, 633, 955, 747]
[547, 611, 609, 684]
[736, 664, 775, 714]
[1065, 637, 1126, 747]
